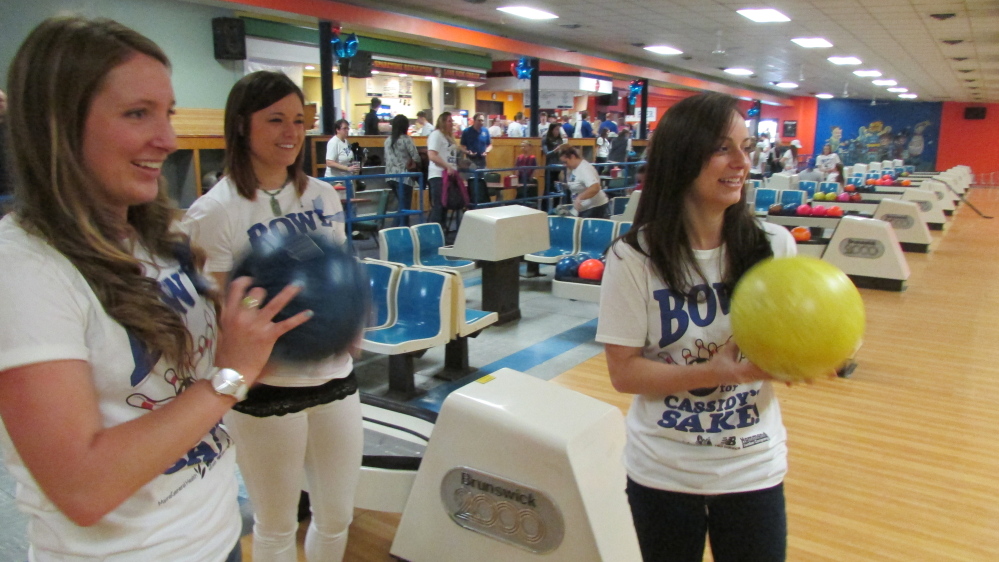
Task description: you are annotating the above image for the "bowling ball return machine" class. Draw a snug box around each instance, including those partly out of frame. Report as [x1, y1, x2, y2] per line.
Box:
[356, 369, 642, 561]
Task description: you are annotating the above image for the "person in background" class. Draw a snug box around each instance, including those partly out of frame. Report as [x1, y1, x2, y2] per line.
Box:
[601, 112, 619, 134]
[576, 110, 595, 138]
[384, 114, 421, 227]
[798, 157, 824, 183]
[559, 144, 608, 218]
[461, 113, 492, 203]
[414, 111, 434, 136]
[780, 139, 801, 172]
[515, 140, 538, 200]
[427, 112, 459, 228]
[0, 88, 11, 199]
[829, 162, 846, 185]
[543, 123, 565, 211]
[749, 140, 766, 181]
[597, 92, 794, 562]
[815, 144, 842, 177]
[487, 117, 504, 138]
[595, 126, 612, 163]
[363, 97, 381, 135]
[324, 119, 359, 178]
[561, 114, 575, 139]
[182, 70, 362, 562]
[0, 16, 312, 561]
[507, 112, 525, 138]
[608, 128, 633, 164]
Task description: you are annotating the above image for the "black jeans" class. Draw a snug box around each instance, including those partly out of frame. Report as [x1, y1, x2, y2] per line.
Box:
[428, 177, 444, 228]
[626, 478, 786, 562]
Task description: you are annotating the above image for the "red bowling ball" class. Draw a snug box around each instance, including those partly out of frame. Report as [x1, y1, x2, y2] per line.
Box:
[577, 259, 605, 281]
[826, 205, 844, 218]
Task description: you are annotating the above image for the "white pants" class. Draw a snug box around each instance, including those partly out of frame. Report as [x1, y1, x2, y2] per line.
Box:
[225, 391, 363, 562]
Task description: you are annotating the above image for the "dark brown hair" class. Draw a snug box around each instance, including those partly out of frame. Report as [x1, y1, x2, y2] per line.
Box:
[619, 92, 772, 293]
[223, 71, 308, 200]
[8, 16, 200, 374]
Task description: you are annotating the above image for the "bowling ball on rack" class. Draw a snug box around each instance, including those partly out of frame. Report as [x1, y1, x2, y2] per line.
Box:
[901, 179, 912, 187]
[866, 178, 876, 186]
[826, 205, 844, 218]
[730, 256, 865, 381]
[769, 203, 784, 215]
[577, 259, 605, 281]
[782, 205, 799, 216]
[790, 226, 811, 242]
[836, 192, 851, 203]
[554, 255, 584, 280]
[849, 193, 863, 202]
[811, 205, 827, 217]
[796, 204, 812, 216]
[844, 184, 857, 193]
[232, 234, 370, 363]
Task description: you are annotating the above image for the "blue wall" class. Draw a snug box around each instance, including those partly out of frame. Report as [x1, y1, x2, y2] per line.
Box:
[0, 0, 242, 108]
[814, 99, 943, 171]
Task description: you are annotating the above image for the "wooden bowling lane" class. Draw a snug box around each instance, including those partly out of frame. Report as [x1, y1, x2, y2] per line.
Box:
[550, 187, 999, 561]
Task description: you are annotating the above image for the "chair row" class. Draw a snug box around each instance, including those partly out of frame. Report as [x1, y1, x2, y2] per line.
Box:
[377, 224, 476, 273]
[525, 216, 632, 266]
[360, 259, 498, 397]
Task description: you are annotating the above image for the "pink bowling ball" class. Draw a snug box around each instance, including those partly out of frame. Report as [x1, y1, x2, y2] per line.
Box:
[797, 204, 812, 216]
[836, 192, 851, 202]
[811, 205, 827, 217]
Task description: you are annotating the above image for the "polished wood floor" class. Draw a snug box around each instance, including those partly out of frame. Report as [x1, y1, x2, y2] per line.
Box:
[249, 187, 999, 561]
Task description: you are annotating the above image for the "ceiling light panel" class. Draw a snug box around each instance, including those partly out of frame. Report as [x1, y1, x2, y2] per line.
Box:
[737, 9, 791, 23]
[828, 56, 862, 65]
[791, 37, 833, 48]
[644, 45, 683, 55]
[497, 6, 559, 20]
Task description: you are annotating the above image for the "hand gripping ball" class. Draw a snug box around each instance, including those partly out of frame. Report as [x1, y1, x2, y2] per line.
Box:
[232, 234, 370, 363]
[730, 256, 864, 381]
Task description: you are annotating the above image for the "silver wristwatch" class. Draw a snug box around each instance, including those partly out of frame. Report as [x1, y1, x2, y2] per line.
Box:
[211, 368, 249, 402]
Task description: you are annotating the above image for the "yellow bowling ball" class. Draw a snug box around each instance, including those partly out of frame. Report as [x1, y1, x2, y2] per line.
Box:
[730, 256, 865, 381]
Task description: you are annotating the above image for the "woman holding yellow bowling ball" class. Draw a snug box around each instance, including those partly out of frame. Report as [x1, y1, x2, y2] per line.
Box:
[596, 92, 796, 562]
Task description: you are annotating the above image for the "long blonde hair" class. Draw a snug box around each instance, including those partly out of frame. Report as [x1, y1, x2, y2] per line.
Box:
[434, 111, 454, 145]
[7, 16, 199, 376]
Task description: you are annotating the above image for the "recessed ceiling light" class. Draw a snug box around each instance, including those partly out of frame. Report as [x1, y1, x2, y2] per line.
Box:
[447, 79, 457, 83]
[791, 37, 833, 48]
[815, 93, 834, 99]
[898, 93, 918, 99]
[467, 83, 477, 87]
[724, 67, 754, 76]
[737, 9, 791, 23]
[644, 45, 683, 55]
[304, 65, 315, 70]
[371, 70, 380, 74]
[828, 56, 862, 65]
[497, 6, 559, 20]
[853, 70, 882, 77]
[872, 79, 897, 86]
[775, 82, 799, 89]
[886, 87, 908, 93]
[399, 74, 408, 77]
[331, 66, 338, 72]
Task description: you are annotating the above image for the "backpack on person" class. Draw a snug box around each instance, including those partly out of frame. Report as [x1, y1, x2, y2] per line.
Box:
[441, 169, 470, 211]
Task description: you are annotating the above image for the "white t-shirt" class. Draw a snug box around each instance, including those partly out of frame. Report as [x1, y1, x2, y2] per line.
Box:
[180, 176, 353, 387]
[596, 221, 796, 494]
[427, 129, 457, 180]
[815, 152, 842, 174]
[596, 137, 611, 159]
[0, 216, 240, 561]
[324, 135, 353, 177]
[507, 121, 524, 138]
[567, 160, 609, 209]
[417, 122, 434, 136]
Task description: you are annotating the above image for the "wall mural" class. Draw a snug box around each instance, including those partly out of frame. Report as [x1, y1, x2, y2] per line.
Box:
[814, 99, 943, 171]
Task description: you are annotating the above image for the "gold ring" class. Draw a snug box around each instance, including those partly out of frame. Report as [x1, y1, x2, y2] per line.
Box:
[241, 296, 261, 309]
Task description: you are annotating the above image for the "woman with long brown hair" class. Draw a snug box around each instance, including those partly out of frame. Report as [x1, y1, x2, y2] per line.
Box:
[597, 92, 796, 561]
[0, 17, 307, 560]
[182, 71, 362, 562]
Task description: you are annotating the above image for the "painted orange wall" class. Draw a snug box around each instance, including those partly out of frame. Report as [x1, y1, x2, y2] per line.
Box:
[938, 102, 999, 174]
[476, 90, 525, 120]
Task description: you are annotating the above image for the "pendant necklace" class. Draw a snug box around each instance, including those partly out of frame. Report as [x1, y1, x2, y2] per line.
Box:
[260, 185, 285, 217]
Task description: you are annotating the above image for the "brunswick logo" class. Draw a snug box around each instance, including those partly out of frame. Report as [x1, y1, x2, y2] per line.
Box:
[440, 467, 564, 554]
[839, 238, 885, 259]
[878, 214, 915, 230]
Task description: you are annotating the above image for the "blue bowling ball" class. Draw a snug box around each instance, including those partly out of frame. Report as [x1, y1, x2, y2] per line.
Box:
[233, 234, 370, 363]
[555, 255, 584, 280]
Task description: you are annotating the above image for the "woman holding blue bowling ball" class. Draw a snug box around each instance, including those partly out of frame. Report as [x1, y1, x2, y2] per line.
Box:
[0, 17, 312, 560]
[596, 92, 797, 562]
[182, 71, 362, 562]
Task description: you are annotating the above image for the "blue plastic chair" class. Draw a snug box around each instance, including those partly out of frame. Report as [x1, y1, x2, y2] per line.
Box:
[820, 182, 841, 194]
[616, 221, 632, 237]
[779, 190, 805, 208]
[753, 188, 778, 214]
[525, 216, 580, 265]
[378, 227, 417, 266]
[611, 196, 630, 216]
[362, 268, 451, 354]
[362, 259, 402, 330]
[577, 218, 616, 260]
[798, 181, 817, 200]
[411, 223, 475, 273]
